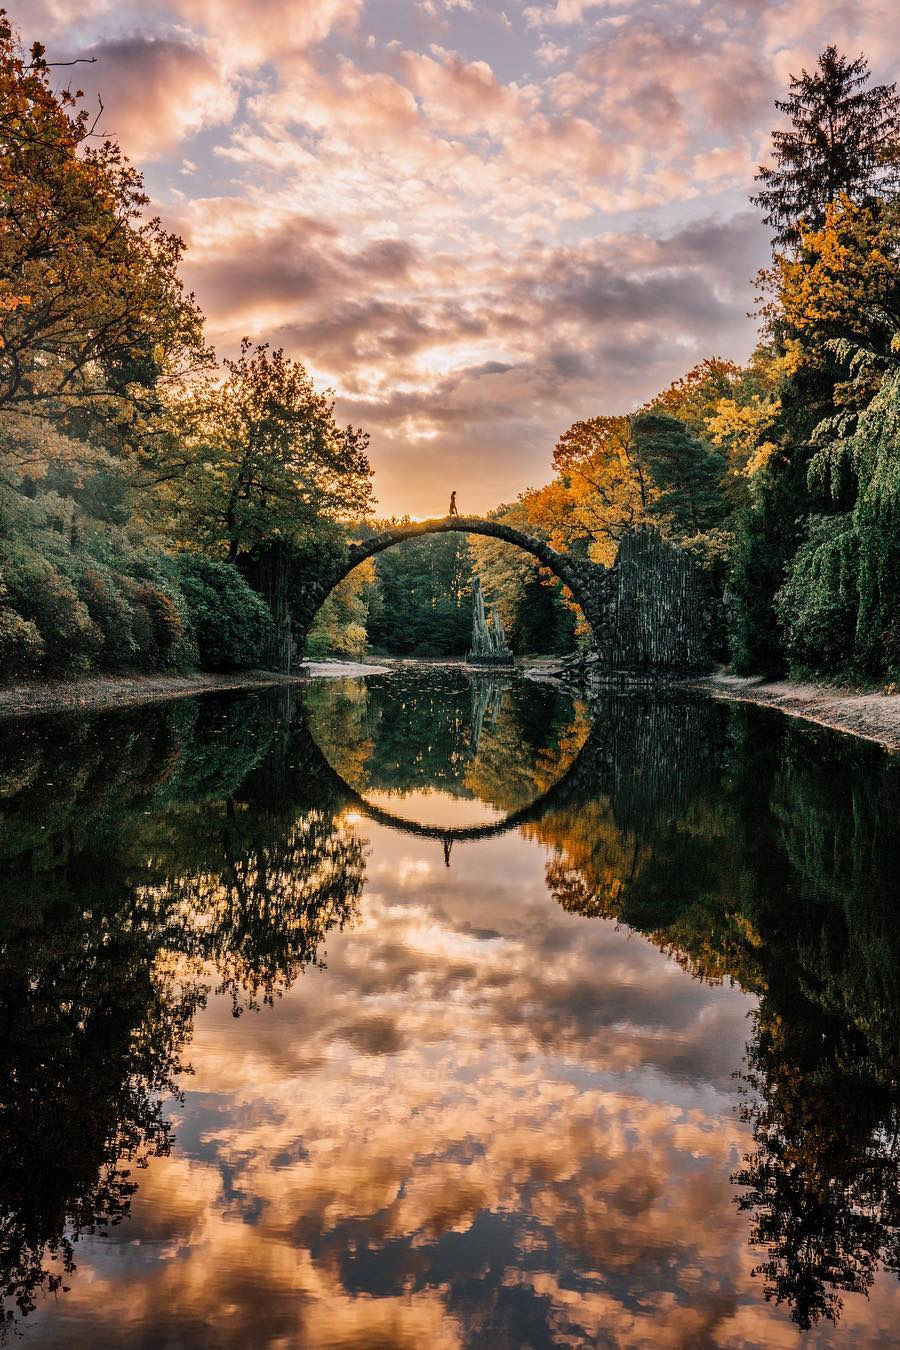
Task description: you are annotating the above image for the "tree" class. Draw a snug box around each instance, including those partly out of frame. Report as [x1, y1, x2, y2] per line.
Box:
[704, 345, 790, 481]
[773, 199, 900, 412]
[175, 341, 373, 564]
[776, 359, 900, 676]
[468, 502, 576, 656]
[728, 48, 900, 675]
[366, 530, 471, 656]
[306, 558, 376, 658]
[632, 411, 728, 537]
[0, 14, 209, 468]
[532, 414, 655, 564]
[753, 47, 900, 248]
[651, 358, 742, 435]
[168, 341, 373, 668]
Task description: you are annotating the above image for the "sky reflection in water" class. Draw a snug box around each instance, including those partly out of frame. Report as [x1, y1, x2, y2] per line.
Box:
[3, 669, 900, 1347]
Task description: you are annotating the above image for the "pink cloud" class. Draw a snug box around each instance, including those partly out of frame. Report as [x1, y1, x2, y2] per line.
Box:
[77, 35, 236, 160]
[10, 0, 897, 514]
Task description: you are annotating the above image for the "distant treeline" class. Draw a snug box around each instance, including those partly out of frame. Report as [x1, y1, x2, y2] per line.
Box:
[307, 529, 577, 659]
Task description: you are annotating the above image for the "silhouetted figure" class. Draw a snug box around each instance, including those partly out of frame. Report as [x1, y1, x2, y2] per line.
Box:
[443, 837, 453, 867]
[448, 491, 458, 516]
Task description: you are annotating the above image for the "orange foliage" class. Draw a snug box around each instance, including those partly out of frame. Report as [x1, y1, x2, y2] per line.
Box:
[522, 414, 655, 565]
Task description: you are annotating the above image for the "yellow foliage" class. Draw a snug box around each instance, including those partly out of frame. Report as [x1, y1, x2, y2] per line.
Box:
[468, 499, 566, 633]
[652, 357, 742, 434]
[523, 414, 657, 565]
[702, 343, 797, 479]
[706, 396, 779, 477]
[307, 558, 375, 658]
[773, 196, 900, 407]
[0, 15, 209, 463]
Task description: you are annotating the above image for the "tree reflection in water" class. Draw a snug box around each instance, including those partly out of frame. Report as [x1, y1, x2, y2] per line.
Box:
[1, 677, 900, 1336]
[0, 691, 364, 1330]
[532, 695, 900, 1332]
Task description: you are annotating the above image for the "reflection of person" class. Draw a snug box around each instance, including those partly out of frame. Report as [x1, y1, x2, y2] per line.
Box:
[448, 491, 458, 516]
[443, 837, 453, 867]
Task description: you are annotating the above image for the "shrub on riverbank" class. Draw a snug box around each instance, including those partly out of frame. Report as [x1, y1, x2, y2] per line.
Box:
[164, 555, 273, 671]
[0, 488, 273, 678]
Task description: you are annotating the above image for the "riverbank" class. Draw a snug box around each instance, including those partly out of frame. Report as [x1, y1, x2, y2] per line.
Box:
[0, 661, 389, 722]
[5, 663, 900, 748]
[691, 672, 900, 751]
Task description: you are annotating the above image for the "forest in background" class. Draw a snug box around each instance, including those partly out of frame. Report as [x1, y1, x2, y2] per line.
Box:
[3, 15, 900, 679]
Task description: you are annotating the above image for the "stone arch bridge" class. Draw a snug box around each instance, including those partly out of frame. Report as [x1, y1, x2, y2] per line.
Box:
[294, 516, 608, 652]
[289, 516, 713, 677]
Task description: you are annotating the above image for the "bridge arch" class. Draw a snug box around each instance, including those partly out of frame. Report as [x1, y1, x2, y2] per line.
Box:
[295, 516, 608, 654]
[304, 712, 603, 846]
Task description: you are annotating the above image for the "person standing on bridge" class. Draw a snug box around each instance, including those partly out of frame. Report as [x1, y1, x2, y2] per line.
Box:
[448, 491, 458, 516]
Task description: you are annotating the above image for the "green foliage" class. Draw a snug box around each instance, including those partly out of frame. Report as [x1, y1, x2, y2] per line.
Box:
[166, 554, 273, 671]
[632, 410, 729, 537]
[513, 572, 576, 654]
[367, 532, 472, 657]
[0, 479, 273, 676]
[770, 363, 900, 677]
[169, 340, 373, 565]
[0, 578, 42, 675]
[469, 510, 577, 656]
[1, 542, 100, 674]
[847, 365, 900, 671]
[129, 583, 186, 672]
[721, 51, 900, 677]
[752, 46, 900, 248]
[776, 514, 859, 670]
[0, 18, 377, 683]
[306, 561, 374, 659]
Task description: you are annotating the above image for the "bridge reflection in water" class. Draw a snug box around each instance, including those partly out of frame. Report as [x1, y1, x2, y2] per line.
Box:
[2, 669, 900, 1342]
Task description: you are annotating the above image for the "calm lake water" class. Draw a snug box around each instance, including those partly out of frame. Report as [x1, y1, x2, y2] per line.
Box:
[2, 667, 900, 1348]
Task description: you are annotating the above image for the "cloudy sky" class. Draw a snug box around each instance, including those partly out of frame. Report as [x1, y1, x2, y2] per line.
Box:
[13, 0, 899, 515]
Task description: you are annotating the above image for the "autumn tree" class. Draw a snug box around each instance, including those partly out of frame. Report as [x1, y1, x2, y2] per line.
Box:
[468, 502, 576, 655]
[774, 198, 900, 399]
[529, 414, 654, 564]
[731, 50, 900, 674]
[0, 13, 209, 471]
[306, 558, 376, 659]
[175, 341, 372, 564]
[753, 46, 900, 247]
[704, 345, 790, 481]
[651, 358, 742, 435]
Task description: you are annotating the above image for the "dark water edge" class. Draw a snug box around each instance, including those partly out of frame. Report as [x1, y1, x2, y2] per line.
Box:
[2, 669, 900, 1346]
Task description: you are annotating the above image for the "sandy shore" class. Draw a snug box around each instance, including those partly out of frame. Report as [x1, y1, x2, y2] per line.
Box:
[0, 661, 389, 722]
[691, 672, 900, 751]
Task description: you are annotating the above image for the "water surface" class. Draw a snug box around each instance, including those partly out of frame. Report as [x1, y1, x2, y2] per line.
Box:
[2, 668, 900, 1347]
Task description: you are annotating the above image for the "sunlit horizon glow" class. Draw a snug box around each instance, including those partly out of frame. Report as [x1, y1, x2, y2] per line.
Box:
[12, 0, 898, 514]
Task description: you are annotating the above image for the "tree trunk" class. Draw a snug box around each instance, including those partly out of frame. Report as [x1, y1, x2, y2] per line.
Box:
[257, 542, 293, 672]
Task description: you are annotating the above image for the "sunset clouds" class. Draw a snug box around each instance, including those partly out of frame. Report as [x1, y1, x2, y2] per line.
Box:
[12, 0, 899, 512]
